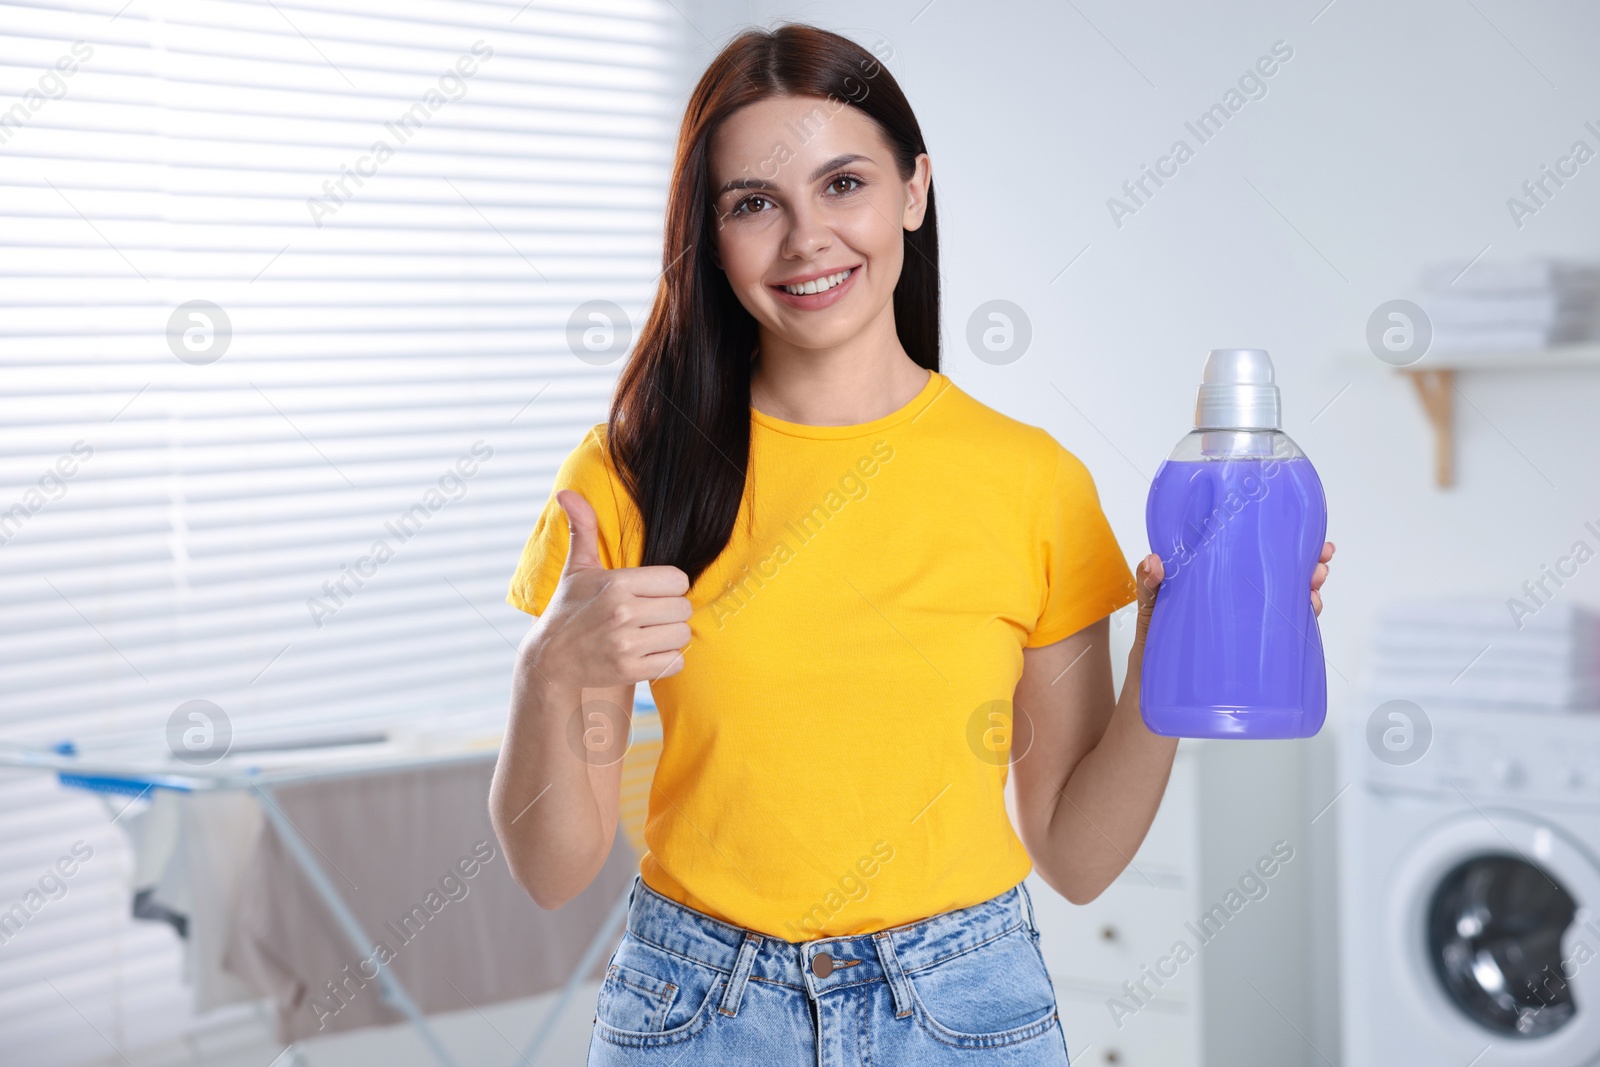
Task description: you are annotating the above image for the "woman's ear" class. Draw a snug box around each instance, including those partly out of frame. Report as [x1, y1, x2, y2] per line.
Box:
[901, 152, 932, 232]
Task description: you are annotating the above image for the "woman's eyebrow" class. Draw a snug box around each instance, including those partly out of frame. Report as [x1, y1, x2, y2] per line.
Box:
[805, 153, 870, 182]
[714, 153, 873, 196]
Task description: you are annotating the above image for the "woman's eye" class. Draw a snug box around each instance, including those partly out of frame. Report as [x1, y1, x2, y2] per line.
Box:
[732, 195, 770, 216]
[827, 175, 862, 195]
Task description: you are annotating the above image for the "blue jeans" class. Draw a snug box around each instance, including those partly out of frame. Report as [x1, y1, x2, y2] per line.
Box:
[586, 874, 1071, 1065]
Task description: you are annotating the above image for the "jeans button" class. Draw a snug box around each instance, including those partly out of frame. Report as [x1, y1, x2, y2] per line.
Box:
[812, 952, 833, 978]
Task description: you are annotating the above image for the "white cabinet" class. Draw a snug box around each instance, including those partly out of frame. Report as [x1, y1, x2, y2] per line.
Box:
[1022, 738, 1313, 1067]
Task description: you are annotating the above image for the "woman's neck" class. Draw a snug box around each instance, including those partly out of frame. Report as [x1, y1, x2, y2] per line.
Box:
[749, 320, 929, 428]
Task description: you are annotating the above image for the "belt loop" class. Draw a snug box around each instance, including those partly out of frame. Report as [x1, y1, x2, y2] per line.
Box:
[872, 932, 915, 1019]
[718, 932, 763, 1017]
[1018, 879, 1038, 935]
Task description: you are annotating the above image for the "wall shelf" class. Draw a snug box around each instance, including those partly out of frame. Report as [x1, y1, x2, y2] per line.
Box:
[1341, 342, 1600, 488]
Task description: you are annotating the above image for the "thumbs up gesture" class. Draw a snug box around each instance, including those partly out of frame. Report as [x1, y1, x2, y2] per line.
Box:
[526, 489, 693, 691]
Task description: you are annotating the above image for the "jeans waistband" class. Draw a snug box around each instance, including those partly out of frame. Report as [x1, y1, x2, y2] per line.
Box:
[622, 875, 1038, 1004]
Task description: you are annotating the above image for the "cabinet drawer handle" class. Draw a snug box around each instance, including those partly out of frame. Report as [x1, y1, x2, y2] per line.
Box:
[1099, 924, 1119, 942]
[1104, 1049, 1121, 1064]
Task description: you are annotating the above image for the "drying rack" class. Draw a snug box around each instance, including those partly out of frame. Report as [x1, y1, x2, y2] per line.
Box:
[0, 706, 655, 1067]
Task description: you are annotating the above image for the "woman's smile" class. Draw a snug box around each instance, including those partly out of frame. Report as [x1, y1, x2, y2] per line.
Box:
[768, 264, 861, 309]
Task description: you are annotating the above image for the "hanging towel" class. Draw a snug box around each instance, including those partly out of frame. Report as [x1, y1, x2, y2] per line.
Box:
[222, 759, 638, 1043]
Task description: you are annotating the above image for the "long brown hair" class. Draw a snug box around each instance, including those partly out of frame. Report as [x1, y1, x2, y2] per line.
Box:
[607, 23, 940, 588]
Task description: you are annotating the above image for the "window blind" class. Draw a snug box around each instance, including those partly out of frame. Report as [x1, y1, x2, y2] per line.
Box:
[0, 1, 678, 1061]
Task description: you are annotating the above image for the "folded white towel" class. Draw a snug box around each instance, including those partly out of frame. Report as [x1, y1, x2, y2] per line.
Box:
[1419, 258, 1600, 294]
[1377, 598, 1600, 635]
[1368, 665, 1599, 692]
[1370, 652, 1598, 678]
[1364, 674, 1600, 709]
[1370, 638, 1599, 665]
[1363, 639, 1600, 671]
[1373, 628, 1597, 653]
[1366, 597, 1600, 708]
[1361, 695, 1591, 720]
[1423, 292, 1595, 328]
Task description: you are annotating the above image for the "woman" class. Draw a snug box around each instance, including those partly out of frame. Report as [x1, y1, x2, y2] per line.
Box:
[491, 23, 1333, 1065]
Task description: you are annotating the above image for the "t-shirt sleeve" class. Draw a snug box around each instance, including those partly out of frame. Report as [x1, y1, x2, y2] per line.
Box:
[1025, 440, 1139, 648]
[505, 424, 627, 617]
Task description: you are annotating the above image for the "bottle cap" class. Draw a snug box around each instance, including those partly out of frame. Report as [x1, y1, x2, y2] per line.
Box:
[1193, 348, 1281, 430]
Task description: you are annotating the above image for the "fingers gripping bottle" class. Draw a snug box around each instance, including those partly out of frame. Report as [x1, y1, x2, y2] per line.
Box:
[1140, 349, 1328, 739]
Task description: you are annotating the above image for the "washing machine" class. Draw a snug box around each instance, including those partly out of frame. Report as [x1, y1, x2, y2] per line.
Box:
[1340, 702, 1600, 1065]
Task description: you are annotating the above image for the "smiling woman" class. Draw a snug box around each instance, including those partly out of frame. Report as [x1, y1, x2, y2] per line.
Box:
[489, 20, 1329, 1067]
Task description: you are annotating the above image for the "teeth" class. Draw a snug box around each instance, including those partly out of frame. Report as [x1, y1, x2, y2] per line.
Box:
[783, 268, 852, 296]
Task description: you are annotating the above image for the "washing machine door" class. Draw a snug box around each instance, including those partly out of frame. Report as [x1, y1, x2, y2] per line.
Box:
[1387, 810, 1600, 1066]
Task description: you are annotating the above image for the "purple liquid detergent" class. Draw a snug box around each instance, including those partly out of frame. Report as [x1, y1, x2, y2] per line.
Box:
[1140, 349, 1328, 739]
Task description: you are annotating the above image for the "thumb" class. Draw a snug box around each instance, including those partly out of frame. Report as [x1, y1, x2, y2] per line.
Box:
[556, 489, 604, 574]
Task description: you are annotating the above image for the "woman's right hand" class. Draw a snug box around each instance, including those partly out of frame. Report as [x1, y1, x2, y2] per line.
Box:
[522, 489, 693, 690]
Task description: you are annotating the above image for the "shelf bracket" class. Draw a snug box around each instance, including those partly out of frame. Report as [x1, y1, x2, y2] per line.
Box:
[1402, 368, 1455, 488]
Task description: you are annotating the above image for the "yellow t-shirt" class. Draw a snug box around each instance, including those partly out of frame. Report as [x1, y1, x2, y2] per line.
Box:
[506, 369, 1137, 940]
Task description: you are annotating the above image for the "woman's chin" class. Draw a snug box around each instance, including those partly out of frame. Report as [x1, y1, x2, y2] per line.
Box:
[749, 296, 880, 350]
[756, 319, 865, 352]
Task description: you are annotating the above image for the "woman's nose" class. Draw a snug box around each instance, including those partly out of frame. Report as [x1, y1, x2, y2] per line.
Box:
[781, 202, 832, 259]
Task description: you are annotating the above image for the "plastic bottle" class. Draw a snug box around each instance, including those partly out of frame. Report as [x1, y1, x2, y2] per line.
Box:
[1140, 349, 1328, 739]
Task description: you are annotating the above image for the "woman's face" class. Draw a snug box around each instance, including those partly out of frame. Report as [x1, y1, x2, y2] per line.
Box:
[708, 93, 930, 353]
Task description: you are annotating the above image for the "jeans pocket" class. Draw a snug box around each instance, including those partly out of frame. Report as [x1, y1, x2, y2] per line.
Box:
[596, 962, 679, 1032]
[906, 926, 1060, 1049]
[593, 933, 725, 1048]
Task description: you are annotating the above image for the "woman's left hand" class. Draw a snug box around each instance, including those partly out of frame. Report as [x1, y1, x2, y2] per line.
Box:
[1134, 539, 1336, 641]
[1311, 540, 1334, 617]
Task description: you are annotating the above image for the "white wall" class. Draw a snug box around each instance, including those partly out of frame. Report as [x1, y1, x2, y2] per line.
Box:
[676, 1, 1600, 1061]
